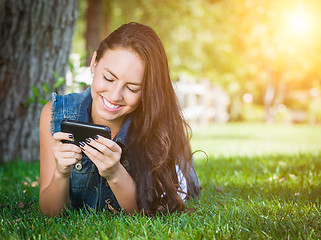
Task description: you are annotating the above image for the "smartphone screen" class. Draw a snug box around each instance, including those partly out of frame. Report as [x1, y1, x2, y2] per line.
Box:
[60, 119, 111, 146]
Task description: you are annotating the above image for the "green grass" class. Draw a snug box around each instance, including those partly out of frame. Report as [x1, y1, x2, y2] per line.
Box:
[1, 123, 321, 239]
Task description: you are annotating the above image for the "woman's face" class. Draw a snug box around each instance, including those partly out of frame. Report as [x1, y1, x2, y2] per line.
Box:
[90, 48, 145, 127]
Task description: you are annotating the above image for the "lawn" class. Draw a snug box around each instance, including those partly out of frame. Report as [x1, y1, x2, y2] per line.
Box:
[1, 123, 321, 239]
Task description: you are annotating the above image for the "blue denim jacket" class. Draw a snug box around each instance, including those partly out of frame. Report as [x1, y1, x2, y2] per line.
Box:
[51, 87, 200, 211]
[51, 87, 131, 211]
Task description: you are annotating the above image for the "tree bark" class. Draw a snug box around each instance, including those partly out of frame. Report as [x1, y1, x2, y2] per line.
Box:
[99, 0, 111, 40]
[0, 0, 78, 162]
[84, 0, 112, 66]
[264, 80, 276, 123]
[85, 0, 102, 66]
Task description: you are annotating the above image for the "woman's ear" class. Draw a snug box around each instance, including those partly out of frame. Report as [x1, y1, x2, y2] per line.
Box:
[90, 51, 98, 72]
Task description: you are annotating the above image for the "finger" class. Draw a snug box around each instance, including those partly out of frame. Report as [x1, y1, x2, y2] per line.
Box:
[55, 158, 79, 177]
[55, 148, 82, 160]
[80, 141, 119, 170]
[93, 136, 122, 153]
[80, 141, 105, 159]
[58, 151, 82, 160]
[80, 143, 104, 168]
[56, 157, 79, 166]
[80, 142, 121, 180]
[53, 132, 74, 142]
[60, 143, 82, 153]
[53, 141, 82, 153]
[82, 138, 112, 157]
[84, 139, 121, 163]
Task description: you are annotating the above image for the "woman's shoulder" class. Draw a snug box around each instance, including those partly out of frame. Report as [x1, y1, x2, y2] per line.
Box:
[40, 100, 52, 121]
[39, 100, 52, 135]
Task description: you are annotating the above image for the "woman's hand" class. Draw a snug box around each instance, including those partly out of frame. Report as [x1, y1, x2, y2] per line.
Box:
[79, 135, 122, 181]
[52, 132, 83, 178]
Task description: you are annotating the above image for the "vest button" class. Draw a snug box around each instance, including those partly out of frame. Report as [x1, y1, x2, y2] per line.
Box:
[75, 162, 82, 171]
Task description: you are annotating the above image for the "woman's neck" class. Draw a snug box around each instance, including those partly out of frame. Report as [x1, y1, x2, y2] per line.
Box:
[90, 108, 125, 140]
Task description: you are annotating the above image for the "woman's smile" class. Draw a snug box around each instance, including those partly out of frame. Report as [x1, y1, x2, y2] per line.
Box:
[101, 95, 124, 112]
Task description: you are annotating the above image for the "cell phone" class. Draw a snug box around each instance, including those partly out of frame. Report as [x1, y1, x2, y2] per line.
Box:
[60, 119, 111, 146]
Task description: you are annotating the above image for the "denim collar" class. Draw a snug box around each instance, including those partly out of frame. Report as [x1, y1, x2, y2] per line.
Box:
[77, 87, 92, 123]
[113, 115, 131, 149]
[78, 87, 131, 148]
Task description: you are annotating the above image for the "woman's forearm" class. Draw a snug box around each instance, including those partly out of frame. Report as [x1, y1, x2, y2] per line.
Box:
[39, 170, 71, 217]
[107, 165, 139, 214]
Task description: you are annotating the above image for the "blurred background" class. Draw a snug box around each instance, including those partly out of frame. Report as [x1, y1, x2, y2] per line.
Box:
[1, 0, 321, 162]
[69, 0, 321, 126]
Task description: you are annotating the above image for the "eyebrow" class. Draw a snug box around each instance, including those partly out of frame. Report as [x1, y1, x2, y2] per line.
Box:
[103, 67, 142, 86]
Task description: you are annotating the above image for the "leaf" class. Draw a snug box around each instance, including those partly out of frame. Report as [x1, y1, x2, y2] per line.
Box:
[18, 202, 25, 209]
[39, 99, 48, 105]
[289, 174, 297, 179]
[214, 186, 224, 193]
[31, 181, 39, 187]
[77, 82, 90, 88]
[23, 97, 34, 107]
[54, 77, 66, 89]
[53, 70, 59, 80]
[42, 83, 50, 94]
[79, 53, 87, 67]
[23, 177, 40, 187]
[68, 59, 74, 72]
[32, 86, 40, 97]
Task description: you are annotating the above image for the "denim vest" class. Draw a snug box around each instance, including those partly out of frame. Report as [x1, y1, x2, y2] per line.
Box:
[51, 87, 131, 211]
[51, 87, 200, 211]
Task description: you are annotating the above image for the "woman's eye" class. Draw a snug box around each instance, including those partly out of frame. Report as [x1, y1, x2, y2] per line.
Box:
[127, 86, 140, 93]
[104, 76, 113, 82]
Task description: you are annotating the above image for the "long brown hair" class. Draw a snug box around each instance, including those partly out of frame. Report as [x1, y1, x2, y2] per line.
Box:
[95, 22, 197, 215]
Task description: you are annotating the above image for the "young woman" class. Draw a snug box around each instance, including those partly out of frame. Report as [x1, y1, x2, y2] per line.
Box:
[39, 22, 200, 217]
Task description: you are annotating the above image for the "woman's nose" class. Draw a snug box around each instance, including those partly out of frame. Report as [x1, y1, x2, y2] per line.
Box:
[109, 83, 123, 102]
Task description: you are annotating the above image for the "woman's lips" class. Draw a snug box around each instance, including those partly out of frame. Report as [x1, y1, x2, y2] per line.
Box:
[101, 96, 123, 112]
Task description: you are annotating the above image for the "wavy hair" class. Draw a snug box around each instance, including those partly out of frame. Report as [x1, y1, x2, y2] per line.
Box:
[95, 22, 198, 215]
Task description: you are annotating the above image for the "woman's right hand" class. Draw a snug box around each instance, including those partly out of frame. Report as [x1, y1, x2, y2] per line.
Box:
[52, 132, 82, 178]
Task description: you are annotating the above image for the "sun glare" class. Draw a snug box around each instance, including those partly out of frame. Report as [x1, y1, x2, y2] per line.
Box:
[285, 9, 311, 36]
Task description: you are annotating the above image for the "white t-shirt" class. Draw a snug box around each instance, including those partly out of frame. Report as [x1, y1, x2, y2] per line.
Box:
[176, 165, 187, 200]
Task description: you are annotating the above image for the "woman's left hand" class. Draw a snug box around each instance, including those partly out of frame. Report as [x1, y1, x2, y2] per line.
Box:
[80, 136, 122, 181]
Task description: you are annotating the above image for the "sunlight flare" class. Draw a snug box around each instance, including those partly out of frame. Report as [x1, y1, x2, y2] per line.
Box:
[284, 8, 312, 36]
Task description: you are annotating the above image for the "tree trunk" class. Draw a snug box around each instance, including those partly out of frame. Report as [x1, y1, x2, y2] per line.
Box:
[85, 0, 102, 66]
[264, 69, 286, 123]
[99, 0, 111, 40]
[84, 0, 112, 66]
[264, 80, 276, 123]
[0, 0, 78, 162]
